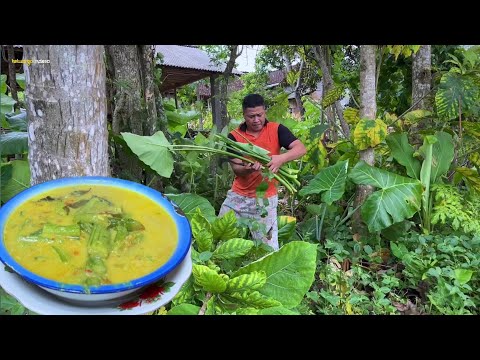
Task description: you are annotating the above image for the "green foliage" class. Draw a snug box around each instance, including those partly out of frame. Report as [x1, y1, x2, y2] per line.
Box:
[431, 184, 480, 234]
[192, 264, 227, 293]
[166, 193, 216, 223]
[211, 210, 240, 241]
[233, 241, 317, 308]
[212, 238, 254, 260]
[386, 132, 421, 179]
[226, 271, 267, 292]
[0, 160, 30, 204]
[167, 303, 201, 315]
[121, 131, 174, 178]
[349, 161, 422, 232]
[299, 160, 349, 204]
[0, 132, 28, 156]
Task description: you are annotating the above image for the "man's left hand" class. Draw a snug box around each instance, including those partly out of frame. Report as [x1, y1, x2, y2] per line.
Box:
[267, 154, 286, 173]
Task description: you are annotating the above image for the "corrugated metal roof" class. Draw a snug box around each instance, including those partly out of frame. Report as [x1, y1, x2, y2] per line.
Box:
[155, 45, 242, 75]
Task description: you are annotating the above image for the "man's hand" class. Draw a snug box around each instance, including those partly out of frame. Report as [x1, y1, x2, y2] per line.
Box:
[245, 161, 262, 171]
[267, 154, 286, 173]
[229, 160, 262, 177]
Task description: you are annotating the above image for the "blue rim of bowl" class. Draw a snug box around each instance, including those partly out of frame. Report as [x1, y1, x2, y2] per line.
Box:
[0, 176, 192, 294]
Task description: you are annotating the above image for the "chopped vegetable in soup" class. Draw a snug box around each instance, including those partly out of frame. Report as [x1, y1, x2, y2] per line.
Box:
[3, 185, 178, 286]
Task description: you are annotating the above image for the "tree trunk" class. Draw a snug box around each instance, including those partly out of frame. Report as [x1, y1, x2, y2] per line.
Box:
[105, 45, 157, 183]
[24, 45, 110, 185]
[217, 45, 241, 132]
[412, 45, 432, 111]
[313, 45, 350, 138]
[411, 45, 432, 144]
[353, 45, 377, 233]
[7, 45, 18, 103]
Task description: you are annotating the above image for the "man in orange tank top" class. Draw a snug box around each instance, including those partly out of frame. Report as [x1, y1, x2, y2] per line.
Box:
[218, 94, 306, 250]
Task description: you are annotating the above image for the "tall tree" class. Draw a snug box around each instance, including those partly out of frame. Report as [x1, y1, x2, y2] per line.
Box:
[353, 45, 377, 232]
[412, 45, 432, 111]
[105, 45, 165, 189]
[24, 45, 110, 185]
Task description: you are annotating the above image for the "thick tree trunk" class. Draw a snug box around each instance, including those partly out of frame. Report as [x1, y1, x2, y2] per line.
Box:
[313, 45, 350, 138]
[24, 45, 110, 185]
[412, 45, 432, 111]
[105, 45, 148, 183]
[353, 45, 377, 233]
[411, 45, 432, 144]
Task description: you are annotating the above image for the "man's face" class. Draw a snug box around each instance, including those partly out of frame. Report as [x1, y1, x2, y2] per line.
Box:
[243, 106, 266, 132]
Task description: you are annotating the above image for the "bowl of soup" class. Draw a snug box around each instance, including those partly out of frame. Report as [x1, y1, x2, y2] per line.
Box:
[0, 176, 191, 305]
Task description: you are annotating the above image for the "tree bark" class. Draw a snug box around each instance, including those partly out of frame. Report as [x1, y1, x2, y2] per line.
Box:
[105, 45, 148, 183]
[24, 45, 110, 185]
[353, 45, 377, 233]
[412, 45, 432, 111]
[7, 45, 18, 103]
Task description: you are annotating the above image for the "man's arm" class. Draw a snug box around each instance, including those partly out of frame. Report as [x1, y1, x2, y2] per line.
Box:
[229, 159, 262, 177]
[267, 140, 306, 173]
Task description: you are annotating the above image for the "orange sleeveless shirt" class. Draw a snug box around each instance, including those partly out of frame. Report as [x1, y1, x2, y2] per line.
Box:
[230, 121, 280, 198]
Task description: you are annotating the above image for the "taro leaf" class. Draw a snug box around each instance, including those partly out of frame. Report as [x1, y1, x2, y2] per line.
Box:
[5, 111, 27, 131]
[299, 160, 348, 205]
[349, 161, 422, 232]
[165, 193, 216, 223]
[121, 131, 174, 178]
[1, 160, 30, 203]
[429, 132, 454, 184]
[0, 132, 28, 155]
[233, 241, 317, 308]
[454, 269, 473, 285]
[212, 238, 254, 260]
[386, 132, 421, 179]
[167, 304, 200, 315]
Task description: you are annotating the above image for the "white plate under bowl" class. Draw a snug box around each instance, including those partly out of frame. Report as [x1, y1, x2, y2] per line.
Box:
[0, 248, 192, 315]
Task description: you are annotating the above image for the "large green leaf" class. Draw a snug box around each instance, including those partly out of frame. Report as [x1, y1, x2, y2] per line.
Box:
[165, 110, 200, 125]
[277, 216, 296, 243]
[167, 304, 200, 315]
[0, 74, 7, 93]
[349, 161, 422, 232]
[233, 241, 317, 308]
[1, 160, 30, 203]
[456, 167, 480, 192]
[212, 210, 239, 241]
[16, 73, 26, 90]
[212, 238, 254, 260]
[0, 94, 17, 124]
[258, 306, 299, 315]
[386, 132, 421, 179]
[430, 131, 454, 183]
[5, 111, 28, 131]
[0, 132, 28, 155]
[226, 271, 267, 292]
[435, 72, 479, 120]
[192, 265, 227, 293]
[191, 210, 213, 252]
[228, 291, 281, 308]
[165, 193, 216, 223]
[121, 131, 173, 178]
[298, 160, 348, 204]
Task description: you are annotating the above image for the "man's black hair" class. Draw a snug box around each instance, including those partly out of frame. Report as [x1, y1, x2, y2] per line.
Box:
[242, 94, 265, 111]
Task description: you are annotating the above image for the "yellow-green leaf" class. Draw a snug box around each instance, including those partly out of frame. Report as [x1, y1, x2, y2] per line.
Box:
[456, 167, 480, 193]
[228, 291, 282, 309]
[343, 107, 360, 125]
[212, 210, 239, 241]
[353, 118, 387, 150]
[212, 238, 254, 260]
[192, 265, 227, 293]
[226, 271, 267, 293]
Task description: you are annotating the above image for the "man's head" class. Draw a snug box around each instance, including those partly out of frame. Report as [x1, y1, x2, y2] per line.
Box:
[242, 94, 266, 132]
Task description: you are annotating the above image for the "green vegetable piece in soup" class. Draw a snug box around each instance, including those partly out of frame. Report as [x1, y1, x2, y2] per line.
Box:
[87, 224, 112, 259]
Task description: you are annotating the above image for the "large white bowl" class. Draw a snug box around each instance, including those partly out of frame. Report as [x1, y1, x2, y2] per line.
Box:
[0, 176, 192, 305]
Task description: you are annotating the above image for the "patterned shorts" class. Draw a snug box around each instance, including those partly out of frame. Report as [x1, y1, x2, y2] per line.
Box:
[219, 190, 278, 250]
